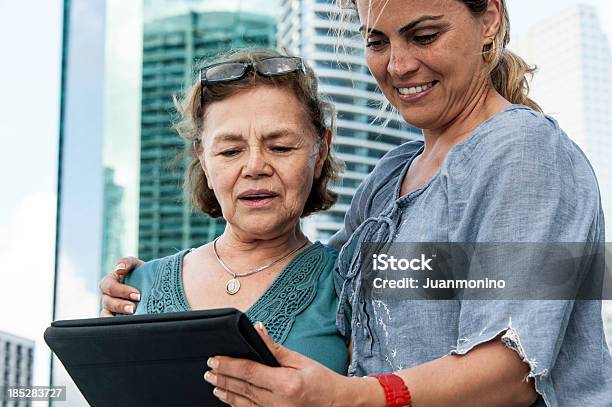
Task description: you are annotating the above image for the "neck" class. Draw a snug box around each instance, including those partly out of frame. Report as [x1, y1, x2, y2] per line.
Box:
[420, 84, 510, 162]
[216, 223, 308, 264]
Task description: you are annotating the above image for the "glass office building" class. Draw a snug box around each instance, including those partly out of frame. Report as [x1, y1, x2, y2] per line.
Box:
[100, 167, 125, 282]
[52, 1, 107, 403]
[277, 0, 422, 240]
[0, 331, 34, 407]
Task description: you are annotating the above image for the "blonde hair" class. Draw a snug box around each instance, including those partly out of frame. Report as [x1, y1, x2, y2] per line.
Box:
[173, 48, 342, 218]
[476, 0, 542, 112]
[336, 0, 542, 112]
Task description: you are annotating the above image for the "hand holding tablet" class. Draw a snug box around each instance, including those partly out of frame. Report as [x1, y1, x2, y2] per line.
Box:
[44, 308, 278, 406]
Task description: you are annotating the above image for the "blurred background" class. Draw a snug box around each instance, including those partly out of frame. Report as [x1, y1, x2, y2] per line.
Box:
[0, 0, 610, 405]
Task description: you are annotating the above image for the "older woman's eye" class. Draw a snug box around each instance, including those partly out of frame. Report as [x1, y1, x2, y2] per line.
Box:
[413, 33, 439, 45]
[271, 146, 293, 153]
[219, 149, 241, 157]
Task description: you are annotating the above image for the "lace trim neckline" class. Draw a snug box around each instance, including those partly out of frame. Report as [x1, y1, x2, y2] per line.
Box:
[145, 241, 329, 344]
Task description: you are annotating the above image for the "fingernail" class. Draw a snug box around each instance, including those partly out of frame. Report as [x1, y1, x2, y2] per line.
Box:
[213, 387, 226, 401]
[130, 292, 141, 301]
[124, 305, 134, 314]
[203, 371, 217, 385]
[255, 321, 264, 330]
[115, 263, 126, 271]
[207, 357, 218, 369]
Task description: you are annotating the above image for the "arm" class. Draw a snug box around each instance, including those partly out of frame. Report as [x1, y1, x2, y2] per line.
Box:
[206, 326, 536, 407]
[99, 256, 143, 316]
[362, 335, 536, 407]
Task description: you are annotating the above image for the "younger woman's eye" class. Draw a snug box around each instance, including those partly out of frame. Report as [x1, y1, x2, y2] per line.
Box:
[413, 32, 439, 45]
[365, 39, 387, 50]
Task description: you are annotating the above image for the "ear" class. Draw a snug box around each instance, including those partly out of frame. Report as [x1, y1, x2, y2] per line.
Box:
[314, 128, 332, 180]
[194, 139, 213, 190]
[481, 0, 502, 43]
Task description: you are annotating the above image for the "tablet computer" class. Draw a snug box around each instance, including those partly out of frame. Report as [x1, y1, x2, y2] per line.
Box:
[44, 308, 278, 406]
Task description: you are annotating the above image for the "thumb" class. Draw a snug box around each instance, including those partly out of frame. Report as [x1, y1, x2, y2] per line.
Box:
[254, 321, 302, 366]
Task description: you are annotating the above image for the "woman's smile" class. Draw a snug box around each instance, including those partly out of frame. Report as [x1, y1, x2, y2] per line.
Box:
[395, 80, 439, 102]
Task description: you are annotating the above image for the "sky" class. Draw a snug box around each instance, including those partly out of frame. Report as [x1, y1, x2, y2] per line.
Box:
[508, 0, 612, 43]
[0, 0, 62, 391]
[0, 0, 611, 390]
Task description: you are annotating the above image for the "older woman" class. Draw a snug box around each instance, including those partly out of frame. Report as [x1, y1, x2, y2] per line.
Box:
[99, 48, 349, 374]
[102, 0, 611, 405]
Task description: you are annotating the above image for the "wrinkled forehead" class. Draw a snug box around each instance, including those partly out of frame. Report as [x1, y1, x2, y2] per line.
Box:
[207, 128, 308, 146]
[354, 0, 461, 22]
[201, 86, 315, 144]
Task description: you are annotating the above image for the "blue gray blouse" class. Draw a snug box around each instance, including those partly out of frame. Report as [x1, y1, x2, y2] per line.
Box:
[124, 242, 349, 374]
[328, 105, 612, 406]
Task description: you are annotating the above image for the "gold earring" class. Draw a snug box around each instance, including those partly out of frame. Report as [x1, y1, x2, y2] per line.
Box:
[483, 37, 497, 63]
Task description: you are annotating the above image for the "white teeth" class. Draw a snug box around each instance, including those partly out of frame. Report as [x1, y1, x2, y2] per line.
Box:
[398, 81, 435, 95]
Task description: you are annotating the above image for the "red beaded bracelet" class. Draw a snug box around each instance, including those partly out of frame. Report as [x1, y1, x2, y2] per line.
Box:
[370, 373, 412, 407]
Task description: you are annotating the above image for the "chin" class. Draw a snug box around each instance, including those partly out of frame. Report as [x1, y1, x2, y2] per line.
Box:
[400, 114, 433, 130]
[396, 107, 440, 130]
[240, 221, 286, 238]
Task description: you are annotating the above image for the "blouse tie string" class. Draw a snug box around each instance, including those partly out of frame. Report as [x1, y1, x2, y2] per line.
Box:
[336, 203, 401, 357]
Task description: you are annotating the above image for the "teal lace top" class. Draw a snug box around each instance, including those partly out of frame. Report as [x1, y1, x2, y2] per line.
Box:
[124, 242, 349, 374]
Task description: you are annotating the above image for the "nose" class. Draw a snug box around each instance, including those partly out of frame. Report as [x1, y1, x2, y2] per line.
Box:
[387, 41, 419, 79]
[242, 147, 273, 178]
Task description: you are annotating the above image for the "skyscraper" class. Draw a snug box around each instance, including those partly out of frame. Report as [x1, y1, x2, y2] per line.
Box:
[512, 4, 612, 352]
[138, 10, 276, 260]
[0, 331, 34, 407]
[512, 4, 612, 233]
[277, 0, 422, 241]
[100, 167, 125, 281]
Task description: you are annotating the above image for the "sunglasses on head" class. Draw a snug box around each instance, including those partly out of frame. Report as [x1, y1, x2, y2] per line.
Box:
[199, 56, 305, 106]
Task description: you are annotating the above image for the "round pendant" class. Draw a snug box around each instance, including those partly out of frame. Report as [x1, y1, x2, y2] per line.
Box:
[225, 278, 241, 295]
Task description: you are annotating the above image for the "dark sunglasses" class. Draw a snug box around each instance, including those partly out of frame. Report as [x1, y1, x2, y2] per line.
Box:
[199, 56, 305, 106]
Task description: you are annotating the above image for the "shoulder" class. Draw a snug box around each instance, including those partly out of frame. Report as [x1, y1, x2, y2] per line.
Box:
[456, 105, 590, 164]
[449, 105, 598, 187]
[300, 243, 341, 318]
[296, 242, 338, 274]
[125, 250, 191, 315]
[285, 242, 338, 293]
[444, 105, 603, 241]
[124, 250, 189, 292]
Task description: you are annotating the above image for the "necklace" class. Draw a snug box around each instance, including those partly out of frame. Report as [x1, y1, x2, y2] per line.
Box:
[212, 237, 309, 295]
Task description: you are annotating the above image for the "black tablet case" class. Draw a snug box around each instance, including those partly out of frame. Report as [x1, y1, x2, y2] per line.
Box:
[44, 308, 279, 406]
